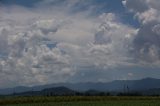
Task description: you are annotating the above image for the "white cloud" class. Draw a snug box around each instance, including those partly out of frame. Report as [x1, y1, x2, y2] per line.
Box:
[123, 0, 160, 67]
[123, 0, 160, 24]
[152, 24, 160, 35]
[135, 8, 158, 24]
[3, 0, 159, 87]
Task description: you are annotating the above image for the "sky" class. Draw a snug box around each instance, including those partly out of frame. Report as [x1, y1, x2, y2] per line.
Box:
[0, 0, 160, 88]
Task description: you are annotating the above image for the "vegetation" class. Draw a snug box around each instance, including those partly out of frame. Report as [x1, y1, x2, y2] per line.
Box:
[1, 96, 160, 106]
[1, 86, 160, 106]
[1, 85, 160, 106]
[5, 100, 160, 106]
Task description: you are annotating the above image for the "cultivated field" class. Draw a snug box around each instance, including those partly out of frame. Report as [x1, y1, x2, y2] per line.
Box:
[1, 96, 160, 106]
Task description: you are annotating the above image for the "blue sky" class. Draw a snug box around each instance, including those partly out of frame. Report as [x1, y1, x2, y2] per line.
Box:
[0, 0, 160, 88]
[0, 0, 140, 27]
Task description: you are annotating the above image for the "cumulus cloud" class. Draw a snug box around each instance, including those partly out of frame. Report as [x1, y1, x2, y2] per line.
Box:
[1, 0, 160, 87]
[123, 0, 160, 66]
[0, 18, 75, 87]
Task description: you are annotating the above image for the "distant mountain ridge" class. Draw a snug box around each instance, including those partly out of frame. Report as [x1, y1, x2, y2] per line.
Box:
[14, 86, 77, 96]
[1, 77, 160, 95]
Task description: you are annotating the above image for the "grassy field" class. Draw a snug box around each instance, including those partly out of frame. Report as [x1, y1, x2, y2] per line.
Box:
[5, 101, 160, 106]
[1, 96, 160, 106]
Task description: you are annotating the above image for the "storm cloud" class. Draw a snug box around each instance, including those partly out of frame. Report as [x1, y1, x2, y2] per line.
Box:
[123, 0, 160, 66]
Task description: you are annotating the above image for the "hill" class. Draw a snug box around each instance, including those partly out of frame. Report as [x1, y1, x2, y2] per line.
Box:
[1, 77, 160, 95]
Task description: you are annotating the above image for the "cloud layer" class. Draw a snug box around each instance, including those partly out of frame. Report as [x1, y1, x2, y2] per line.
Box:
[0, 0, 160, 88]
[123, 0, 160, 66]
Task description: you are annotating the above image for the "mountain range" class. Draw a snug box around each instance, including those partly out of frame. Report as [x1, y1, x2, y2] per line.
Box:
[1, 77, 160, 95]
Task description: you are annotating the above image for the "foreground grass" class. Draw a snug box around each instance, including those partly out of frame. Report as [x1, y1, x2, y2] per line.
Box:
[5, 101, 160, 106]
[1, 96, 160, 106]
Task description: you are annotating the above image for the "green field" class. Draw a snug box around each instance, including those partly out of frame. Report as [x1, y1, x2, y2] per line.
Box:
[1, 96, 160, 106]
[5, 101, 160, 106]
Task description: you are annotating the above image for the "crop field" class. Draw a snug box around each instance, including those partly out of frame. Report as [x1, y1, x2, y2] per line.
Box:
[1, 96, 160, 106]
